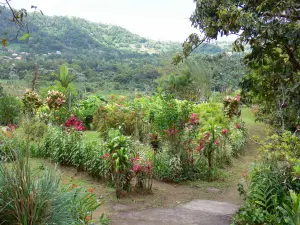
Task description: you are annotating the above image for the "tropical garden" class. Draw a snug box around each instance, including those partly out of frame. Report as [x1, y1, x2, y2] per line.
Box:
[0, 0, 299, 224]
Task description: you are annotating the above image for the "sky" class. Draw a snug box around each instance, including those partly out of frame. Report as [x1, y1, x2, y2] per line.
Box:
[10, 0, 199, 42]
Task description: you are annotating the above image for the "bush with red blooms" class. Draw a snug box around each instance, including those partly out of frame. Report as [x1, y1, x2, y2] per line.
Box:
[131, 156, 153, 192]
[65, 115, 85, 131]
[223, 94, 241, 118]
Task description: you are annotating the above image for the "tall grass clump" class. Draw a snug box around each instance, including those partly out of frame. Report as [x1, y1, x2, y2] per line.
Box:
[0, 149, 100, 225]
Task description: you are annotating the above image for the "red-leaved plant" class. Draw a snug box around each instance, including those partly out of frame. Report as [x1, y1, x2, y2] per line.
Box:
[65, 115, 85, 131]
[131, 156, 153, 192]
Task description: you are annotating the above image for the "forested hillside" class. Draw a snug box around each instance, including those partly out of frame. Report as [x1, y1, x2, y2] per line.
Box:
[0, 6, 243, 94]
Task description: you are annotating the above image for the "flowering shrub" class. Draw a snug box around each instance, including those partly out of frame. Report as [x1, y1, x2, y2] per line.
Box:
[46, 90, 66, 110]
[21, 89, 43, 113]
[65, 115, 86, 131]
[131, 156, 153, 192]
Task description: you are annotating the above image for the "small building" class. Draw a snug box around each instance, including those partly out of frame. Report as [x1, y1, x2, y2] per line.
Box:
[56, 51, 61, 55]
[12, 53, 18, 57]
[15, 56, 22, 60]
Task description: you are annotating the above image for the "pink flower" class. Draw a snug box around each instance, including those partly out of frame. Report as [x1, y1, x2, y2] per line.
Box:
[169, 129, 175, 136]
[189, 113, 198, 125]
[132, 164, 142, 174]
[235, 94, 241, 102]
[221, 128, 228, 135]
[214, 138, 220, 146]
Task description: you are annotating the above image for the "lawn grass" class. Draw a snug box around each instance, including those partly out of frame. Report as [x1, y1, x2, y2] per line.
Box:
[241, 107, 262, 125]
[83, 130, 100, 142]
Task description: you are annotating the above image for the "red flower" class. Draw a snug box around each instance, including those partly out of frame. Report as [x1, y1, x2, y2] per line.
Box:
[235, 123, 241, 129]
[221, 128, 228, 135]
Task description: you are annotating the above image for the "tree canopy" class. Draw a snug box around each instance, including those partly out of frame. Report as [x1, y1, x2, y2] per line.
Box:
[177, 0, 300, 131]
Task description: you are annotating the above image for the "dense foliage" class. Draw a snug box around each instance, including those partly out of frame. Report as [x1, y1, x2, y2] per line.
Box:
[0, 6, 248, 94]
[232, 132, 300, 224]
[178, 0, 300, 132]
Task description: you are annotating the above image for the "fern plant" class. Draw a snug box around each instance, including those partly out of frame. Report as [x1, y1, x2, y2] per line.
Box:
[278, 191, 300, 225]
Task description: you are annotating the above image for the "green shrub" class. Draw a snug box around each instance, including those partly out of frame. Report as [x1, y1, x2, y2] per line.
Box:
[21, 118, 48, 142]
[93, 103, 139, 136]
[232, 201, 277, 225]
[0, 95, 21, 125]
[42, 127, 85, 169]
[84, 140, 108, 180]
[0, 136, 22, 162]
[154, 150, 183, 182]
[260, 131, 300, 164]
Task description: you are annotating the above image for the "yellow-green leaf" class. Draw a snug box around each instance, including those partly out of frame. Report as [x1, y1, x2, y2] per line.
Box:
[1, 39, 7, 47]
[19, 33, 30, 41]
